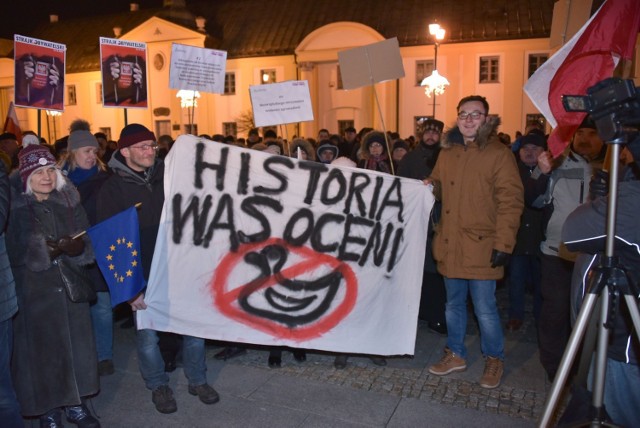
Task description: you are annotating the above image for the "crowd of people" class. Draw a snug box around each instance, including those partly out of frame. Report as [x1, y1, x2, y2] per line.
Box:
[0, 91, 638, 427]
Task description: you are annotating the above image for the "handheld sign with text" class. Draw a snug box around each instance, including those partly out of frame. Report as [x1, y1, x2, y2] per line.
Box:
[249, 80, 314, 127]
[100, 37, 148, 108]
[169, 43, 227, 94]
[138, 135, 434, 356]
[14, 35, 66, 111]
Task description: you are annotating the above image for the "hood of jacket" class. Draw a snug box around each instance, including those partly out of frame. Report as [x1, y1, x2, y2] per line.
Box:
[108, 149, 163, 186]
[440, 116, 501, 150]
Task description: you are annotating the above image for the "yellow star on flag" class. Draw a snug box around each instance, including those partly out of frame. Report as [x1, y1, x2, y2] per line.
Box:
[126, 270, 133, 277]
[131, 260, 138, 267]
[110, 245, 116, 251]
[106, 254, 113, 261]
[132, 250, 138, 257]
[127, 241, 133, 248]
[108, 264, 115, 270]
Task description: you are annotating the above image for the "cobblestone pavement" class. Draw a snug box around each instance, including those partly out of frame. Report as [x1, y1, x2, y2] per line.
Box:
[207, 284, 549, 424]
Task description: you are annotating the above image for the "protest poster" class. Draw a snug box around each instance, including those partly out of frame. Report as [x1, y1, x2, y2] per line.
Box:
[169, 43, 227, 94]
[14, 35, 66, 111]
[100, 37, 148, 108]
[249, 80, 314, 127]
[338, 37, 405, 90]
[137, 135, 434, 356]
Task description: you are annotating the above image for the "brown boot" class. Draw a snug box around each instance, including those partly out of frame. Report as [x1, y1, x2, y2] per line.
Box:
[479, 356, 503, 389]
[428, 347, 467, 376]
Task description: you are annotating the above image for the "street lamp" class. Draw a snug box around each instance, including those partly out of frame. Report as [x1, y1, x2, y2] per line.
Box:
[176, 90, 201, 133]
[421, 22, 449, 117]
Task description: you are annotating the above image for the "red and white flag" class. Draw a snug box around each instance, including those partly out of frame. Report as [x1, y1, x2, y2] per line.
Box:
[2, 102, 22, 144]
[524, 0, 640, 157]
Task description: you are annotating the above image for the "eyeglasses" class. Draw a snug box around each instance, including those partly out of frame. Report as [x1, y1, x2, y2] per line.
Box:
[370, 142, 383, 148]
[129, 144, 158, 152]
[457, 111, 486, 120]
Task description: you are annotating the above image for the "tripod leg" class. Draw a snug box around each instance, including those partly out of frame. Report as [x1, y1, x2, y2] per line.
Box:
[591, 290, 610, 418]
[623, 294, 640, 343]
[539, 293, 599, 427]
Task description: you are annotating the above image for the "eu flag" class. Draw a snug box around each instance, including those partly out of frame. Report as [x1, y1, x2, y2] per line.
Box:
[87, 206, 146, 307]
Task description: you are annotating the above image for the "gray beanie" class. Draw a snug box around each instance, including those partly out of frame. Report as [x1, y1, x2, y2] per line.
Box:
[68, 130, 99, 151]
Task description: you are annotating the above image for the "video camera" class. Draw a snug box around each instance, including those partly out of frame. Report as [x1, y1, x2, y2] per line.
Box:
[562, 78, 640, 142]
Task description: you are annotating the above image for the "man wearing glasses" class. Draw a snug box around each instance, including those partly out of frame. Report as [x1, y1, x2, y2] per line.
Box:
[97, 124, 219, 414]
[425, 96, 523, 389]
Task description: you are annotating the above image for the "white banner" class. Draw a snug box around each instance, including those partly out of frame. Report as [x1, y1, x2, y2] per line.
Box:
[138, 135, 433, 355]
[249, 80, 314, 127]
[169, 43, 227, 93]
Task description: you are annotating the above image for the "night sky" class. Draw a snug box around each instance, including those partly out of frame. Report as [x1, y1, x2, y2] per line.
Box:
[1, 0, 161, 40]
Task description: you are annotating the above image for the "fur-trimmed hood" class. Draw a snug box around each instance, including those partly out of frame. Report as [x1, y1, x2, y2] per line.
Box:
[289, 138, 316, 161]
[8, 178, 95, 272]
[440, 116, 501, 150]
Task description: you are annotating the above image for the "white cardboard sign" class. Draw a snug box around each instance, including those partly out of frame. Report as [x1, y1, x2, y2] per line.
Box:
[249, 80, 314, 127]
[169, 43, 227, 94]
[338, 38, 405, 90]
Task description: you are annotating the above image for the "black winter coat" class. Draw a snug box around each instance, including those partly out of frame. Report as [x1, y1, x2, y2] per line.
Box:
[97, 151, 164, 280]
[6, 181, 99, 416]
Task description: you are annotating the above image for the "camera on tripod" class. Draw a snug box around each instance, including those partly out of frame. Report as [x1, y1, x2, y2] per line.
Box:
[562, 77, 640, 142]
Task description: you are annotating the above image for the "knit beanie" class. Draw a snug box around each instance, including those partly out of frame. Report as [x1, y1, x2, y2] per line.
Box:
[118, 124, 156, 149]
[18, 144, 57, 191]
[68, 130, 99, 151]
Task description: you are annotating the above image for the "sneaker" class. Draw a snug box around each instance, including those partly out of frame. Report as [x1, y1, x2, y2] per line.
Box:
[152, 385, 177, 414]
[97, 359, 115, 376]
[479, 356, 504, 389]
[188, 383, 220, 405]
[40, 409, 63, 428]
[428, 348, 467, 375]
[65, 404, 100, 428]
[334, 354, 348, 369]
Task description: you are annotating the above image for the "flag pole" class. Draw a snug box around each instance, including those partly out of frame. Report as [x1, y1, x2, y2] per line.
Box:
[72, 202, 142, 240]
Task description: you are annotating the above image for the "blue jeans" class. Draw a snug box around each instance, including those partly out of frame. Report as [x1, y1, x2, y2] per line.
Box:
[90, 291, 113, 361]
[137, 329, 207, 390]
[444, 278, 504, 360]
[508, 254, 542, 321]
[589, 359, 640, 427]
[0, 318, 23, 427]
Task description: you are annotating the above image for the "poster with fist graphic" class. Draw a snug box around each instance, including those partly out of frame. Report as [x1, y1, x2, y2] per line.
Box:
[14, 35, 66, 111]
[100, 37, 148, 108]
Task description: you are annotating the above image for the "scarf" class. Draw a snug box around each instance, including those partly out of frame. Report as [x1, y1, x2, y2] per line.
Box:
[366, 153, 391, 174]
[65, 165, 98, 186]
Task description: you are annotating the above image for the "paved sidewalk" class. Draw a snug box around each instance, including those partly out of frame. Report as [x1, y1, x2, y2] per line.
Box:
[68, 287, 551, 427]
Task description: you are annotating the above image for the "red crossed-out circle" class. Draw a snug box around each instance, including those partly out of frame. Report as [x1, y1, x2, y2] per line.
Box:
[211, 237, 358, 341]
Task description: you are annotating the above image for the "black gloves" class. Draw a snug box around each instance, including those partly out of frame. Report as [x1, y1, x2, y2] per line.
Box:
[589, 169, 609, 200]
[46, 236, 85, 260]
[490, 249, 510, 268]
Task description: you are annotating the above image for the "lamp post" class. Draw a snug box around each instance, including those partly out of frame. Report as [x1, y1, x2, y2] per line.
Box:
[421, 23, 449, 118]
[176, 90, 201, 134]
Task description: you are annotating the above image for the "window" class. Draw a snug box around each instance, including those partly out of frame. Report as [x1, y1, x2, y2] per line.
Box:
[96, 83, 102, 103]
[260, 69, 276, 84]
[224, 72, 236, 95]
[337, 120, 354, 136]
[528, 54, 548, 78]
[99, 127, 112, 141]
[416, 60, 435, 86]
[526, 114, 546, 132]
[479, 56, 500, 83]
[67, 85, 77, 106]
[223, 122, 237, 138]
[155, 121, 170, 138]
